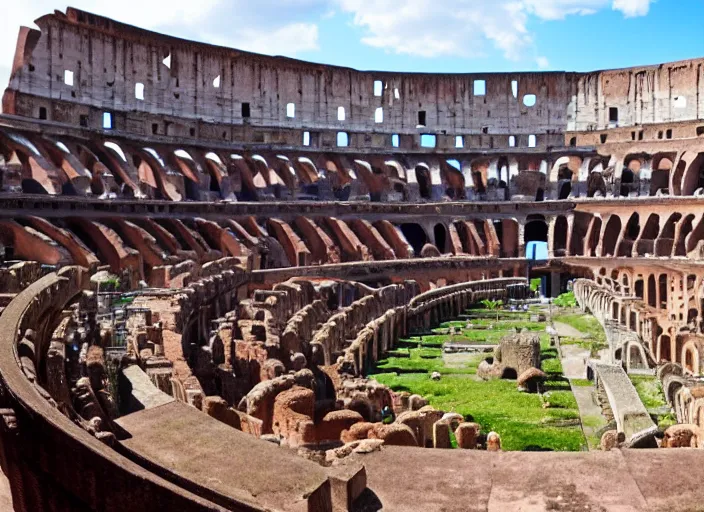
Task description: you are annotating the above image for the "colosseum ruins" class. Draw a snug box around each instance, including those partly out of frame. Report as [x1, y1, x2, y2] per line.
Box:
[0, 7, 703, 511]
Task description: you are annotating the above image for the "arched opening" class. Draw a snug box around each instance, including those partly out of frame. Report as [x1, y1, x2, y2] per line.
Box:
[434, 224, 448, 253]
[620, 168, 635, 197]
[553, 216, 568, 256]
[586, 217, 602, 256]
[681, 152, 704, 196]
[658, 213, 682, 256]
[685, 348, 695, 373]
[501, 368, 518, 380]
[587, 171, 606, 198]
[525, 216, 548, 260]
[650, 156, 673, 196]
[659, 335, 671, 362]
[637, 214, 659, 256]
[601, 216, 622, 257]
[647, 275, 656, 307]
[497, 157, 509, 200]
[629, 345, 645, 369]
[400, 223, 428, 255]
[416, 166, 432, 199]
[557, 165, 572, 199]
[635, 279, 644, 299]
[659, 274, 668, 310]
[21, 178, 49, 195]
[675, 214, 695, 256]
[618, 213, 639, 256]
[672, 160, 687, 196]
[471, 160, 488, 195]
[558, 182, 571, 199]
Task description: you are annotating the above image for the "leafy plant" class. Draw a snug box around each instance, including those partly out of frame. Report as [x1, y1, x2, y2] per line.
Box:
[480, 299, 504, 321]
[554, 291, 577, 308]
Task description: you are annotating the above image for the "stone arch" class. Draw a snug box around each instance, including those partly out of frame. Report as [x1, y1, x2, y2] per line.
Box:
[650, 153, 675, 196]
[659, 274, 669, 310]
[400, 223, 428, 255]
[671, 158, 687, 196]
[415, 165, 432, 200]
[584, 217, 602, 257]
[682, 340, 699, 375]
[601, 215, 622, 257]
[434, 223, 448, 253]
[675, 214, 695, 256]
[553, 216, 568, 256]
[470, 159, 488, 195]
[440, 162, 466, 199]
[647, 275, 657, 307]
[681, 152, 704, 196]
[636, 214, 659, 256]
[658, 213, 682, 256]
[618, 213, 639, 256]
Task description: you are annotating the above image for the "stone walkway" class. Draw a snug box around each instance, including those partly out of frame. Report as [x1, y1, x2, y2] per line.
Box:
[554, 319, 609, 450]
[553, 321, 586, 339]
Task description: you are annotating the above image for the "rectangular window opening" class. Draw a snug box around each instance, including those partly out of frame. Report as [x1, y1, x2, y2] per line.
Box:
[455, 135, 464, 148]
[373, 80, 383, 97]
[242, 102, 251, 118]
[420, 134, 436, 148]
[102, 112, 113, 130]
[286, 103, 295, 118]
[303, 131, 310, 146]
[64, 70, 74, 86]
[474, 80, 486, 96]
[391, 134, 400, 148]
[528, 134, 537, 148]
[417, 110, 426, 127]
[508, 135, 516, 147]
[511, 80, 518, 98]
[337, 132, 349, 147]
[609, 107, 618, 123]
[38, 107, 47, 120]
[135, 82, 145, 100]
[375, 107, 383, 123]
[337, 106, 345, 121]
[80, 115, 88, 127]
[666, 129, 673, 139]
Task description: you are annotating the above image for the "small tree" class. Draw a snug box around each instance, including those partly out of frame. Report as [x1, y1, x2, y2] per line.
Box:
[481, 299, 504, 322]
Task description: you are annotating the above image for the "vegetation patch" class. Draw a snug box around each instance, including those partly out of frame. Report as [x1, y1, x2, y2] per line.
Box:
[370, 309, 586, 452]
[629, 375, 676, 429]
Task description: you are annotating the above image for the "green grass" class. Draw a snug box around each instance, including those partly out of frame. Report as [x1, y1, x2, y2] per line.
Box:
[629, 375, 676, 428]
[370, 311, 586, 452]
[570, 378, 593, 387]
[554, 313, 606, 344]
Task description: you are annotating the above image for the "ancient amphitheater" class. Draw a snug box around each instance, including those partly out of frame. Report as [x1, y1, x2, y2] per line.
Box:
[0, 7, 704, 512]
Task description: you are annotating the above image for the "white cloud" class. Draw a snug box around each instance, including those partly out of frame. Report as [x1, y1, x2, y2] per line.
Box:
[612, 0, 651, 17]
[335, 0, 653, 59]
[536, 56, 550, 69]
[0, 1, 325, 106]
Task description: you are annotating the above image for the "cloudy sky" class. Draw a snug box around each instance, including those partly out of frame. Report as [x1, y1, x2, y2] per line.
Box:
[1, 0, 703, 101]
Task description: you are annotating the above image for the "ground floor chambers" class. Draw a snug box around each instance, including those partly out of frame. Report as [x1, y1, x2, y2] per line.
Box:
[576, 268, 704, 375]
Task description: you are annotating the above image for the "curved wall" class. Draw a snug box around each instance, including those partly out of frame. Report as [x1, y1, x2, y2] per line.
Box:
[3, 8, 703, 152]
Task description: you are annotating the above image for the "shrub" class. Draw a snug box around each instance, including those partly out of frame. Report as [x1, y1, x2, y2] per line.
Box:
[554, 291, 577, 308]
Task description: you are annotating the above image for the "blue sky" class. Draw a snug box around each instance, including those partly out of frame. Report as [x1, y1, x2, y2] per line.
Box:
[1, 0, 703, 96]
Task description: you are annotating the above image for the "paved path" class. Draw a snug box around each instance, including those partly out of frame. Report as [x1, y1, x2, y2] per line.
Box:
[554, 321, 586, 339]
[560, 344, 589, 380]
[554, 318, 609, 450]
